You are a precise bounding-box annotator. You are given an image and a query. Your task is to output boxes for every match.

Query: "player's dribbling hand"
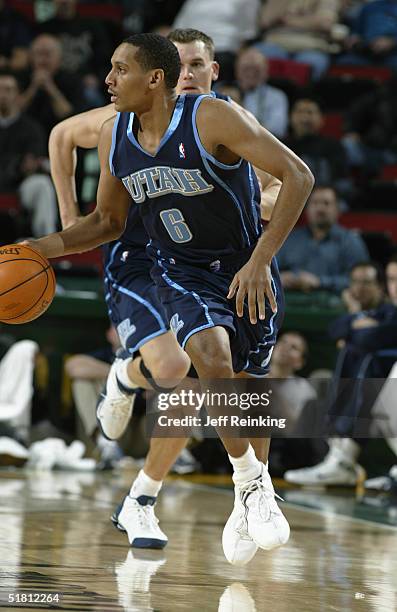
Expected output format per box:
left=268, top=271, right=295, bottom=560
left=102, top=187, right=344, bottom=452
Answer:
left=227, top=259, right=277, bottom=324
left=18, top=239, right=44, bottom=256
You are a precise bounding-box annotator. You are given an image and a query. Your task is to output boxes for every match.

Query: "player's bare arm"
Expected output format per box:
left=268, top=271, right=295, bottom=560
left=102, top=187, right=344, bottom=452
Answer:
left=196, top=97, right=314, bottom=323
left=230, top=99, right=281, bottom=221
left=25, top=118, right=130, bottom=259
left=49, top=104, right=116, bottom=229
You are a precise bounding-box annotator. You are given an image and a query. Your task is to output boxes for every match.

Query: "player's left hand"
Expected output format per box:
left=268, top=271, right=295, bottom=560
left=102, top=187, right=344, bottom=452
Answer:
left=227, top=259, right=276, bottom=324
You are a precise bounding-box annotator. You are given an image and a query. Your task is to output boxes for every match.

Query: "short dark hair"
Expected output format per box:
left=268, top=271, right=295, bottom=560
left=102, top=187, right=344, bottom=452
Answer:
left=309, top=184, right=339, bottom=202
left=350, top=261, right=385, bottom=286
left=0, top=69, right=19, bottom=88
left=168, top=28, right=215, bottom=60
left=123, top=33, right=181, bottom=89
left=292, top=96, right=324, bottom=114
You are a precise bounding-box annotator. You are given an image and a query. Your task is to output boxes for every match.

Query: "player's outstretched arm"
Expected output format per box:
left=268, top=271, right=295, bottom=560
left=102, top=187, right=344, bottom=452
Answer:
left=49, top=104, right=116, bottom=229
left=24, top=118, right=130, bottom=259
left=197, top=98, right=314, bottom=323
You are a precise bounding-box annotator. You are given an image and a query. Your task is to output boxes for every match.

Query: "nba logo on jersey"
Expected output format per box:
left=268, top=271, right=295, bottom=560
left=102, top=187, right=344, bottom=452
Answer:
left=178, top=142, right=186, bottom=159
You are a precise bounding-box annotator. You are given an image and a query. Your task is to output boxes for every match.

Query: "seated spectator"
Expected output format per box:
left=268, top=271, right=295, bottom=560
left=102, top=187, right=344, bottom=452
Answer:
left=284, top=258, right=397, bottom=486
left=65, top=325, right=123, bottom=469
left=343, top=78, right=397, bottom=174
left=257, top=0, right=340, bottom=80
left=0, top=0, right=33, bottom=71
left=283, top=98, right=350, bottom=199
left=337, top=0, right=397, bottom=70
left=38, top=0, right=115, bottom=108
left=267, top=331, right=319, bottom=475
left=277, top=185, right=369, bottom=293
left=173, top=0, right=261, bottom=81
left=269, top=331, right=317, bottom=426
left=0, top=71, right=57, bottom=237
left=0, top=331, right=39, bottom=466
left=235, top=46, right=289, bottom=138
left=17, top=34, right=81, bottom=139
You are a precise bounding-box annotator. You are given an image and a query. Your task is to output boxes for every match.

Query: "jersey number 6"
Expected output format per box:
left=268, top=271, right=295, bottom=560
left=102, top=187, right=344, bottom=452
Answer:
left=160, top=208, right=193, bottom=244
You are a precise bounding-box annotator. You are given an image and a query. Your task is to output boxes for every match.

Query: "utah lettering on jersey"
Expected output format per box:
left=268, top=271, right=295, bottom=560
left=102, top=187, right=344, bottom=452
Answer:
left=122, top=165, right=214, bottom=203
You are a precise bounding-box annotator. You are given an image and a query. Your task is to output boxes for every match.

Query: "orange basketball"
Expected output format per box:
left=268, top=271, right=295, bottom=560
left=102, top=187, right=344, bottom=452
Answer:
left=0, top=244, right=56, bottom=324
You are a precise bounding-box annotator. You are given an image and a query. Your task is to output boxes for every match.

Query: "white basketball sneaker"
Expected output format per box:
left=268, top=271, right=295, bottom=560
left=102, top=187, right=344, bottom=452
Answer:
left=223, top=464, right=289, bottom=565
left=111, top=494, right=168, bottom=549
left=284, top=439, right=366, bottom=486
left=96, top=358, right=138, bottom=440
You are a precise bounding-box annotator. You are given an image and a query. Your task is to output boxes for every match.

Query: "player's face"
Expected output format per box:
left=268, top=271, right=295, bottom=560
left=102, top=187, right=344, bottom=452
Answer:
left=306, top=188, right=339, bottom=230
left=174, top=41, right=219, bottom=94
left=105, top=44, right=153, bottom=112
left=386, top=262, right=397, bottom=306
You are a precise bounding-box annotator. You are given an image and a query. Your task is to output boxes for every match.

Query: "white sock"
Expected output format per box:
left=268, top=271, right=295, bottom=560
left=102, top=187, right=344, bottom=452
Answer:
left=130, top=469, right=163, bottom=498
left=229, top=444, right=261, bottom=485
left=116, top=357, right=136, bottom=389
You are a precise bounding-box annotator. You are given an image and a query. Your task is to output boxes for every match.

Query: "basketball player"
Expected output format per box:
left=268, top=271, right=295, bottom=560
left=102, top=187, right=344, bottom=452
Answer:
left=48, top=29, right=281, bottom=555
left=27, top=34, right=314, bottom=565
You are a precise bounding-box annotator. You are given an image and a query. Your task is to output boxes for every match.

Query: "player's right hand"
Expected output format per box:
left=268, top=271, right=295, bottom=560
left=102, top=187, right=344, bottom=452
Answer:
left=227, top=258, right=277, bottom=324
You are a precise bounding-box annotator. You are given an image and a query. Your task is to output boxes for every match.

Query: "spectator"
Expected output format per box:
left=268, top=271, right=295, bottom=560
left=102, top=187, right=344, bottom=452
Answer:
left=0, top=0, right=33, bottom=71
left=258, top=0, right=340, bottom=80
left=337, top=261, right=386, bottom=318
left=343, top=78, right=397, bottom=174
left=277, top=185, right=369, bottom=293
left=338, top=0, right=397, bottom=70
left=17, top=34, right=81, bottom=138
left=0, top=70, right=57, bottom=237
left=173, top=0, right=261, bottom=81
left=269, top=332, right=317, bottom=424
left=284, top=259, right=397, bottom=486
left=38, top=0, right=114, bottom=107
left=235, top=46, right=289, bottom=138
left=65, top=325, right=123, bottom=468
left=122, top=0, right=186, bottom=36
left=267, top=331, right=319, bottom=475
left=283, top=98, right=350, bottom=198
left=0, top=331, right=39, bottom=466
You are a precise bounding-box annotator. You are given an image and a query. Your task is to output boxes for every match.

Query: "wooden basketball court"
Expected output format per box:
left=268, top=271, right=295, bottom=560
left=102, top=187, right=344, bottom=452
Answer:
left=0, top=469, right=396, bottom=611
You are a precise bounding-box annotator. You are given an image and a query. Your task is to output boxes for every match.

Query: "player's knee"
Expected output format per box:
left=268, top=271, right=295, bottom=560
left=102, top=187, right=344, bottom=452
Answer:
left=196, top=355, right=234, bottom=379
left=149, top=352, right=190, bottom=384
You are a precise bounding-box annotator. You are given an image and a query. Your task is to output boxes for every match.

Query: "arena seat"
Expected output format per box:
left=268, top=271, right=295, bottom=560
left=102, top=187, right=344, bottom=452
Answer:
left=340, top=211, right=397, bottom=243
left=327, top=65, right=392, bottom=83
left=320, top=112, right=344, bottom=139
left=0, top=193, right=21, bottom=212
left=380, top=165, right=397, bottom=181
left=267, top=58, right=312, bottom=87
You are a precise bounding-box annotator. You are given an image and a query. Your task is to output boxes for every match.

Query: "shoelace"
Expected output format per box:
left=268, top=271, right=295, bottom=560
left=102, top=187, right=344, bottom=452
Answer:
left=105, top=397, right=133, bottom=420
left=127, top=499, right=159, bottom=530
left=239, top=478, right=284, bottom=524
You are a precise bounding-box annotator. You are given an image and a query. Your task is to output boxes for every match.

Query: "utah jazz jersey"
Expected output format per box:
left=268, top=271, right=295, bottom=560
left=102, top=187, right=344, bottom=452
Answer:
left=109, top=94, right=262, bottom=266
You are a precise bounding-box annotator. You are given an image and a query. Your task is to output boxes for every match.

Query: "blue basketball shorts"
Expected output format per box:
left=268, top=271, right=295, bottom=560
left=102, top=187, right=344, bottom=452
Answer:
left=103, top=241, right=168, bottom=354
left=150, top=252, right=284, bottom=376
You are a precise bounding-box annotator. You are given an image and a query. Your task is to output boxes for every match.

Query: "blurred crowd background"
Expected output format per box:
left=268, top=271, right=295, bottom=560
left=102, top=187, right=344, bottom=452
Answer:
left=1, top=0, right=397, bottom=498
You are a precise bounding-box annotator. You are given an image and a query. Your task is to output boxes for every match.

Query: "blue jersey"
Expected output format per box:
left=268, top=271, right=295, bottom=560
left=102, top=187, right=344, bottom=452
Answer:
left=109, top=94, right=262, bottom=266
